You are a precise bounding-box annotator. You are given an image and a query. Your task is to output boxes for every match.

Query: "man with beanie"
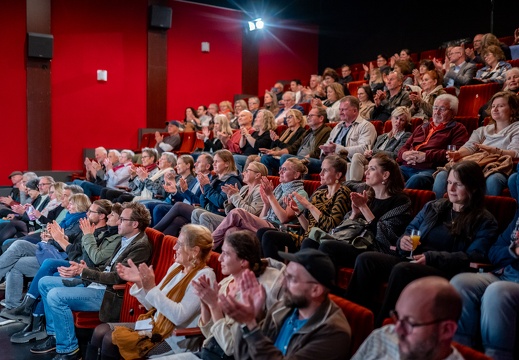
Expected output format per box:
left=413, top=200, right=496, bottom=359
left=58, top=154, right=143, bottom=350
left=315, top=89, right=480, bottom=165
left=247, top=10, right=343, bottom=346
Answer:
left=219, top=248, right=351, bottom=359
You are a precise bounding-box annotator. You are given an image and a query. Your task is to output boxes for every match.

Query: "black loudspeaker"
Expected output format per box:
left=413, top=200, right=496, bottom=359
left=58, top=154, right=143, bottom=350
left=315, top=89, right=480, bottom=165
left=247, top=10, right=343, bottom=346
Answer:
left=27, top=32, right=54, bottom=59
left=149, top=5, right=172, bottom=30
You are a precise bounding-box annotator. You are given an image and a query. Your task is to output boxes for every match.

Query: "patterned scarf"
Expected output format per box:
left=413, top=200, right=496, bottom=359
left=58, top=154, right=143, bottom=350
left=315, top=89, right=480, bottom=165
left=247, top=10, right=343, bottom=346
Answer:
left=266, top=180, right=304, bottom=224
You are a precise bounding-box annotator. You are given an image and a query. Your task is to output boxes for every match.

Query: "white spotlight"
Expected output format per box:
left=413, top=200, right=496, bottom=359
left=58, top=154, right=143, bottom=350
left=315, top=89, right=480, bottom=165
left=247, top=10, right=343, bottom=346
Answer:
left=248, top=21, right=256, bottom=31
left=256, top=19, right=264, bottom=29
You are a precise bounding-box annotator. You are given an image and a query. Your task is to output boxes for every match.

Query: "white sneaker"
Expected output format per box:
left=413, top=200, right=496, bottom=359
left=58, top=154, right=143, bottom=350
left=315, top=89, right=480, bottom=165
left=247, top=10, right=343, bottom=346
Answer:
left=0, top=300, right=6, bottom=308
left=0, top=281, right=5, bottom=290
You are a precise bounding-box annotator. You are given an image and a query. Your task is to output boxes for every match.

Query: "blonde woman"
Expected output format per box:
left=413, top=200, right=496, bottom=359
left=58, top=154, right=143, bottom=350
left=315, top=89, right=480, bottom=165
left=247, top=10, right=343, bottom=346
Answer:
left=261, top=109, right=306, bottom=155
left=233, top=109, right=276, bottom=172
left=350, top=106, right=412, bottom=181
left=92, top=224, right=216, bottom=358
left=192, top=161, right=268, bottom=231
left=311, top=82, right=345, bottom=122
left=219, top=100, right=233, bottom=116
left=196, top=114, right=233, bottom=154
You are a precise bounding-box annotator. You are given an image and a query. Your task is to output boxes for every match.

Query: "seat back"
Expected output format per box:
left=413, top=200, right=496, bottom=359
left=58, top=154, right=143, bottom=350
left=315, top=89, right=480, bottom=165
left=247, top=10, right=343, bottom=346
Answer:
left=267, top=176, right=281, bottom=188
left=276, top=125, right=288, bottom=137
left=153, top=235, right=178, bottom=282
left=420, top=49, right=439, bottom=60
left=145, top=227, right=165, bottom=269
left=371, top=120, right=384, bottom=136
left=483, top=195, right=517, bottom=234
left=457, top=83, right=502, bottom=117
left=454, top=116, right=479, bottom=135
left=346, top=80, right=367, bottom=97
left=176, top=131, right=197, bottom=155
left=453, top=343, right=492, bottom=360
left=206, top=251, right=225, bottom=283
left=403, top=189, right=436, bottom=218
left=329, top=294, right=374, bottom=358
left=303, top=180, right=322, bottom=197
left=299, top=102, right=310, bottom=115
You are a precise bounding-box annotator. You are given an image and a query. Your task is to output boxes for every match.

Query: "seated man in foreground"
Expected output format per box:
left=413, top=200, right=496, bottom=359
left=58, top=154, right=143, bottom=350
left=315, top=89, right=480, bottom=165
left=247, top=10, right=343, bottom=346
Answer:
left=352, top=276, right=464, bottom=360
left=220, top=248, right=351, bottom=360
left=28, top=202, right=153, bottom=360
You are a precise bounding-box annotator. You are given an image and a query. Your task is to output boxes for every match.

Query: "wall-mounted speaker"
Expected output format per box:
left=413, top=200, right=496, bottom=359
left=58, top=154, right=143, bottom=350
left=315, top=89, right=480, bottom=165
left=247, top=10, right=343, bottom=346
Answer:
left=149, top=5, right=172, bottom=30
left=27, top=32, right=54, bottom=60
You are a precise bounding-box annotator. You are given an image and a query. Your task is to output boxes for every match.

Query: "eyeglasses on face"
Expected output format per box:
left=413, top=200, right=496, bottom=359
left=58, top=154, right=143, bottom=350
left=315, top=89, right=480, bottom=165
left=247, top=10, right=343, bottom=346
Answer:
left=390, top=310, right=448, bottom=333
left=38, top=183, right=52, bottom=188
left=119, top=217, right=134, bottom=223
left=432, top=106, right=450, bottom=113
left=87, top=209, right=101, bottom=214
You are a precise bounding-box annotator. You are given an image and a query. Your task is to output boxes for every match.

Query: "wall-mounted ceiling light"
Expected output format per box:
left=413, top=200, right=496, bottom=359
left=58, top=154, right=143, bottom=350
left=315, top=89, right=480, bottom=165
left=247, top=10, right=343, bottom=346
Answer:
left=248, top=18, right=264, bottom=32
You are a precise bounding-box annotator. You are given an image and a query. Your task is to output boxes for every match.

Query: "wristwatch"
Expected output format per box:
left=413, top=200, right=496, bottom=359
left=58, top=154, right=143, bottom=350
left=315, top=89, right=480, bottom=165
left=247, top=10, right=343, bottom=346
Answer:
left=241, top=324, right=257, bottom=335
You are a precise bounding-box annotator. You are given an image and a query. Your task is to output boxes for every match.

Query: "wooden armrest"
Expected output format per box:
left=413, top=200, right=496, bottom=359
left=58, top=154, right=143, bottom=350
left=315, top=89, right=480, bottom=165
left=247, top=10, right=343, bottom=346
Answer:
left=115, top=186, right=132, bottom=192
left=470, top=262, right=493, bottom=272
left=172, top=327, right=203, bottom=337
left=113, top=284, right=127, bottom=291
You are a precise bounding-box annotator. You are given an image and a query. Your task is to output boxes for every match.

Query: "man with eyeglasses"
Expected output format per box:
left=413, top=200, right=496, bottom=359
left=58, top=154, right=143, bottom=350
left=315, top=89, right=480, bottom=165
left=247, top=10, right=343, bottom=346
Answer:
left=30, top=202, right=152, bottom=359
left=352, top=276, right=464, bottom=360
left=275, top=91, right=305, bottom=125
left=397, top=94, right=468, bottom=190
left=442, top=46, right=477, bottom=94
left=219, top=248, right=351, bottom=359
left=261, top=106, right=331, bottom=175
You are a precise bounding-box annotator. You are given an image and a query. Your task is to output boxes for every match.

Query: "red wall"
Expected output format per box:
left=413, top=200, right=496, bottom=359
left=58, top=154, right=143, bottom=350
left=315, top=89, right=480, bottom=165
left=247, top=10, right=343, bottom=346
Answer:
left=1, top=0, right=318, bottom=185
left=258, top=20, right=319, bottom=93
left=51, top=0, right=148, bottom=170
left=166, top=1, right=243, bottom=120
left=1, top=0, right=27, bottom=182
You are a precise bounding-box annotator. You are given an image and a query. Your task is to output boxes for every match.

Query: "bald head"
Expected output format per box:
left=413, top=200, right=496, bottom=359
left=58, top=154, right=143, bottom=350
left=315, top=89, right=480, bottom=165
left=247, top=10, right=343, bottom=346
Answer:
left=398, top=276, right=462, bottom=322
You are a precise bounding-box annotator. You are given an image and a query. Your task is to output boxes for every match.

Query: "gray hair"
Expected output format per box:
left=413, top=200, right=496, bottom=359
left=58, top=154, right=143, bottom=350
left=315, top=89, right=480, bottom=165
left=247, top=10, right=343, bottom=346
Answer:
left=284, top=91, right=296, bottom=101
left=64, top=184, right=84, bottom=194
left=435, top=94, right=459, bottom=116
left=120, top=149, right=135, bottom=161
left=162, top=152, right=177, bottom=167
left=22, top=172, right=38, bottom=182
left=108, top=149, right=121, bottom=157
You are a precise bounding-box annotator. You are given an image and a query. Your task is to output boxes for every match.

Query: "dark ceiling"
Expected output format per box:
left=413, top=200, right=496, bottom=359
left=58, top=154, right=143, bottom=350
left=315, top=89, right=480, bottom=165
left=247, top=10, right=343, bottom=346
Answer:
left=189, top=0, right=518, bottom=71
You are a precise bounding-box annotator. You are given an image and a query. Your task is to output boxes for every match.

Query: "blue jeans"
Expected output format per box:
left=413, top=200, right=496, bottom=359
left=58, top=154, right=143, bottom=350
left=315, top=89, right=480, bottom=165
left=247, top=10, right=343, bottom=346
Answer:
left=39, top=276, right=105, bottom=354
left=233, top=154, right=249, bottom=173
left=508, top=170, right=519, bottom=199
left=28, top=258, right=71, bottom=316
left=260, top=155, right=281, bottom=175
left=400, top=166, right=435, bottom=190
left=79, top=181, right=104, bottom=197
left=451, top=270, right=519, bottom=360
left=434, top=169, right=508, bottom=198
left=153, top=204, right=174, bottom=227
left=0, top=240, right=39, bottom=308
left=280, top=154, right=322, bottom=175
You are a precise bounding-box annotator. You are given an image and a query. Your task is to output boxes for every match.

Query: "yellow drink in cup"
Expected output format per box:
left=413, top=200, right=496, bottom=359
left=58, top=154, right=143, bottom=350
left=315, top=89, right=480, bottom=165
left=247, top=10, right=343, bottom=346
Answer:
left=410, top=234, right=420, bottom=249
left=408, top=229, right=421, bottom=259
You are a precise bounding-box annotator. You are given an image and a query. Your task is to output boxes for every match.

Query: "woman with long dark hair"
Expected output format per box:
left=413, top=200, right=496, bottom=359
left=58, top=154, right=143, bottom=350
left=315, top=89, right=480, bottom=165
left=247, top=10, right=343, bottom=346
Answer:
left=301, top=153, right=412, bottom=268
left=346, top=160, right=499, bottom=326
